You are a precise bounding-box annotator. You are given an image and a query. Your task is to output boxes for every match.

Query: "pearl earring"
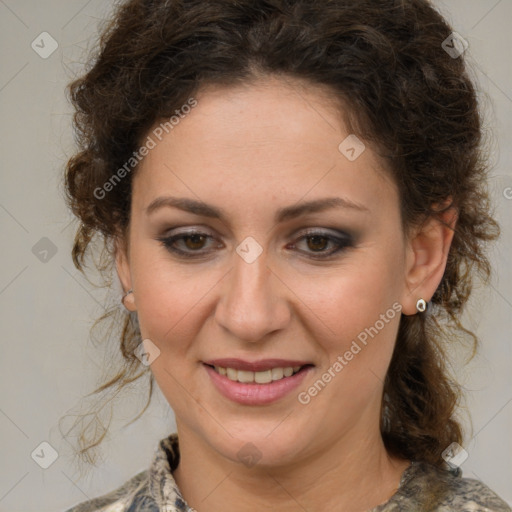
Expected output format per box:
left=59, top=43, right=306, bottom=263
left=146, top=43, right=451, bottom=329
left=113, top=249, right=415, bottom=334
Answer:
left=416, top=298, right=427, bottom=313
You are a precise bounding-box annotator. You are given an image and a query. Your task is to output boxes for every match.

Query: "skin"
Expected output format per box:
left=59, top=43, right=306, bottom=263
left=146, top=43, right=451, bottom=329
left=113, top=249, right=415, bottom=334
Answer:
left=116, top=76, right=457, bottom=511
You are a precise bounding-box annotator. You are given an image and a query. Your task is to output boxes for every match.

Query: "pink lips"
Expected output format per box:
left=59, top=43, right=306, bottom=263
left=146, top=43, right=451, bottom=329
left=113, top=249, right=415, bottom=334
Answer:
left=203, top=359, right=314, bottom=406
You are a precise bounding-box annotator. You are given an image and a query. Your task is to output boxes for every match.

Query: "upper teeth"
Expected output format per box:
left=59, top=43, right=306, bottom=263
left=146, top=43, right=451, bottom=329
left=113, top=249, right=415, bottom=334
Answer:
left=214, top=366, right=302, bottom=384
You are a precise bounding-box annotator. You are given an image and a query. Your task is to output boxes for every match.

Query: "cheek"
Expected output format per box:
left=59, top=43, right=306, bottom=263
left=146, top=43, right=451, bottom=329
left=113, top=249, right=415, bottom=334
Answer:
left=293, top=276, right=401, bottom=417
left=291, top=255, right=402, bottom=344
left=288, top=250, right=404, bottom=404
left=129, top=246, right=206, bottom=350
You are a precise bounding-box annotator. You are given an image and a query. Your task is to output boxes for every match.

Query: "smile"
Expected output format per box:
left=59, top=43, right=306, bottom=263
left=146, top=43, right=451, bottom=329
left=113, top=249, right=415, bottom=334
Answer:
left=202, top=360, right=314, bottom=405
left=210, top=365, right=303, bottom=384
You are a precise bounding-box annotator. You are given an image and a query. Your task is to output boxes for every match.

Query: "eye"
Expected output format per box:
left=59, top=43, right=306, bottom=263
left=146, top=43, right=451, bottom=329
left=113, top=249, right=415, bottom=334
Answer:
left=288, top=230, right=354, bottom=259
left=157, top=230, right=221, bottom=257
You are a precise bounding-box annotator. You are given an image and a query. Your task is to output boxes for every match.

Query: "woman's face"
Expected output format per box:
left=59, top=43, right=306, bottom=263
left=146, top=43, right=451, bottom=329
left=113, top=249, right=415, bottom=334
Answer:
left=117, top=77, right=417, bottom=468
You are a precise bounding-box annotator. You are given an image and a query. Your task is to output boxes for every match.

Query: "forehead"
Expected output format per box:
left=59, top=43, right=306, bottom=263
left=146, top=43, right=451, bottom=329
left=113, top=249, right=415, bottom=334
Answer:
left=132, top=77, right=397, bottom=224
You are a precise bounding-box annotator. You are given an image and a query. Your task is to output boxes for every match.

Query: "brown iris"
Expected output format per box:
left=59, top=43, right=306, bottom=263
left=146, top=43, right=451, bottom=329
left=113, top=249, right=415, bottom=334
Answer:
left=183, top=234, right=207, bottom=250
left=306, top=235, right=329, bottom=252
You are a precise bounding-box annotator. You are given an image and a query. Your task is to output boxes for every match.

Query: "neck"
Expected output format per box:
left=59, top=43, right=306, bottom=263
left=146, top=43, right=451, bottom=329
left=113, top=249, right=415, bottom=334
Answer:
left=172, top=423, right=409, bottom=512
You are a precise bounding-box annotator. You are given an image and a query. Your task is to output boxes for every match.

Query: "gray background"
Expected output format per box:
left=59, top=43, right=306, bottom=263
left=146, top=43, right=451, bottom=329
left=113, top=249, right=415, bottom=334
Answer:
left=0, top=1, right=510, bottom=510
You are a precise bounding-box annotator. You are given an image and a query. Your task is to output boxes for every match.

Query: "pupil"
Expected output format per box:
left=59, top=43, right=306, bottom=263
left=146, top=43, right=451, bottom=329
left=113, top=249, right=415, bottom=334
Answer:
left=308, top=236, right=327, bottom=251
left=186, top=234, right=205, bottom=249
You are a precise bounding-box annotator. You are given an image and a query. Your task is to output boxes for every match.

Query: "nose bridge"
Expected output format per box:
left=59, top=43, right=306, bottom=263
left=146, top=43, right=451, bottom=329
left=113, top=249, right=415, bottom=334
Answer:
left=215, top=246, right=289, bottom=342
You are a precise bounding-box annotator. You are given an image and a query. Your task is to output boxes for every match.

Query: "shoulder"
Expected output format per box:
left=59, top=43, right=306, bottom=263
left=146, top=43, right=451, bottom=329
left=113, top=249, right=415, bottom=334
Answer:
left=440, top=476, right=511, bottom=511
left=62, top=432, right=188, bottom=512
left=379, top=461, right=511, bottom=511
left=63, top=469, right=157, bottom=512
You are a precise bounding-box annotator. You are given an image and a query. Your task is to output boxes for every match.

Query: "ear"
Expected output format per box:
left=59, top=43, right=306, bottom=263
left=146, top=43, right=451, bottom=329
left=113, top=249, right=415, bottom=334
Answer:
left=400, top=205, right=458, bottom=316
left=114, top=235, right=136, bottom=312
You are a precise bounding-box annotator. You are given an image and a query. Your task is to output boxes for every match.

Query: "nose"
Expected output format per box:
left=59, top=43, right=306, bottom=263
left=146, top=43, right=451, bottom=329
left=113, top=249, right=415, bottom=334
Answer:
left=214, top=248, right=291, bottom=342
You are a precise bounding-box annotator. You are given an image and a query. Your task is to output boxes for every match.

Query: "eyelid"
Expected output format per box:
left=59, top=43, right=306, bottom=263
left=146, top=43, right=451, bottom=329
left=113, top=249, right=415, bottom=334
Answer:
left=162, top=226, right=215, bottom=236
left=291, top=227, right=355, bottom=246
left=294, top=227, right=353, bottom=238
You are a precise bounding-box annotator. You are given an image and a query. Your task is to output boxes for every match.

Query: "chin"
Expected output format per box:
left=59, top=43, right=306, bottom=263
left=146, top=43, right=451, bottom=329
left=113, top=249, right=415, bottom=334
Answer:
left=203, top=418, right=311, bottom=469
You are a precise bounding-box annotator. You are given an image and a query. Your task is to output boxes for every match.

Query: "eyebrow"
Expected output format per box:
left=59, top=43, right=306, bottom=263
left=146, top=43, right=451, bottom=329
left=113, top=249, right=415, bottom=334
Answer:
left=145, top=195, right=369, bottom=223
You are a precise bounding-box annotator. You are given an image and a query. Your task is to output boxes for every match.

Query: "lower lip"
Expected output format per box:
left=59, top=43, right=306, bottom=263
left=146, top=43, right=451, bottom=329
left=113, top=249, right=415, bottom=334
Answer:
left=204, top=364, right=313, bottom=405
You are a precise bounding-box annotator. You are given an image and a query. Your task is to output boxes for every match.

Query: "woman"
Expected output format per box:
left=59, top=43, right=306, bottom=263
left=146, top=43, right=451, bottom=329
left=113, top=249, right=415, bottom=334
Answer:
left=62, top=0, right=510, bottom=510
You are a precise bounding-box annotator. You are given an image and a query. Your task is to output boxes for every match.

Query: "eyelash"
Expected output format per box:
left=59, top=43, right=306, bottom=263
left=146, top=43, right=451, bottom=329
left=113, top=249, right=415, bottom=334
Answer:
left=156, top=229, right=354, bottom=260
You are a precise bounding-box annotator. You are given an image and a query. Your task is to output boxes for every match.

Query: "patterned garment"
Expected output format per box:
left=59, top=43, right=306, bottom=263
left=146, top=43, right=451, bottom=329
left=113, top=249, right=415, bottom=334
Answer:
left=64, top=433, right=511, bottom=512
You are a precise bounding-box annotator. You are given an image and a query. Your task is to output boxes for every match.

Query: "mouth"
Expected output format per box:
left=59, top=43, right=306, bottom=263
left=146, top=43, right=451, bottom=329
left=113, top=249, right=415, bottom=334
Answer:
left=202, top=359, right=315, bottom=405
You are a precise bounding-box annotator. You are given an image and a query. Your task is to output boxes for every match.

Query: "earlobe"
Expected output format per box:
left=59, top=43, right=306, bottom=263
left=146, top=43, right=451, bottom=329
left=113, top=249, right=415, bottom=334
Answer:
left=114, top=236, right=137, bottom=312
left=400, top=207, right=457, bottom=316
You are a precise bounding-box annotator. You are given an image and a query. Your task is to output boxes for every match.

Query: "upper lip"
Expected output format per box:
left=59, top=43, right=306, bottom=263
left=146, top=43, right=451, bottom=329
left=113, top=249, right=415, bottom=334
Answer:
left=203, top=358, right=314, bottom=372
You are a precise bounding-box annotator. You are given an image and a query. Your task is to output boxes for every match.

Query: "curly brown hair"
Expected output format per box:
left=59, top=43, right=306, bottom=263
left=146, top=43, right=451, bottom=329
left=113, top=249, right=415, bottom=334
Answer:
left=61, top=0, right=499, bottom=471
